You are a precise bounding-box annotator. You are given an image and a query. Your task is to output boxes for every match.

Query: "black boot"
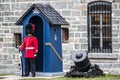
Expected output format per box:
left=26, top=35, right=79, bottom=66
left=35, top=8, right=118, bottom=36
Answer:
left=24, top=72, right=29, bottom=77
left=32, top=72, right=35, bottom=77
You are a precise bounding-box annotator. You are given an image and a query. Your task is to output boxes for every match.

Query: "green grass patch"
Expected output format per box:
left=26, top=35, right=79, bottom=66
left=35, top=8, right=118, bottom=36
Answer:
left=20, top=74, right=120, bottom=80
left=0, top=74, right=11, bottom=76
left=0, top=74, right=11, bottom=79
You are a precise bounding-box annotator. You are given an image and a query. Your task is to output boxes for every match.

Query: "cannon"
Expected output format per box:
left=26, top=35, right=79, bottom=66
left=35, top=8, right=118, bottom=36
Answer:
left=65, top=50, right=104, bottom=78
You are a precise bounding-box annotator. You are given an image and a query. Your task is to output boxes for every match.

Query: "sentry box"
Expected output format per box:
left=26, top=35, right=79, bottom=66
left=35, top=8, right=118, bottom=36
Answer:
left=15, top=3, right=68, bottom=74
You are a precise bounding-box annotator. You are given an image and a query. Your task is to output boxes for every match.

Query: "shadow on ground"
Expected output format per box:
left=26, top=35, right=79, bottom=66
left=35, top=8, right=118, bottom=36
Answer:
left=0, top=77, right=6, bottom=79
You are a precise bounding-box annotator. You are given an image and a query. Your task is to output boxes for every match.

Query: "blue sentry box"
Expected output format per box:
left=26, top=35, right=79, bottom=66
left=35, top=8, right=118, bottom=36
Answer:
left=15, top=3, right=68, bottom=73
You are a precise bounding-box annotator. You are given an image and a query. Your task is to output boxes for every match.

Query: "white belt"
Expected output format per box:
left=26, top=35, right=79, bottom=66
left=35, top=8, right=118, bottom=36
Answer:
left=26, top=47, right=34, bottom=50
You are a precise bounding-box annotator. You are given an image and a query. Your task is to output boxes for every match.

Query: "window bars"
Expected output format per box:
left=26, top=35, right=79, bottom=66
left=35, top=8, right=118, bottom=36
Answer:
left=88, top=1, right=112, bottom=53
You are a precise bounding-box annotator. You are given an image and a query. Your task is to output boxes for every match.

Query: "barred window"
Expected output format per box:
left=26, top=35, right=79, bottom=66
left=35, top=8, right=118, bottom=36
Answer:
left=14, top=33, right=22, bottom=48
left=88, top=1, right=112, bottom=53
left=62, top=28, right=69, bottom=43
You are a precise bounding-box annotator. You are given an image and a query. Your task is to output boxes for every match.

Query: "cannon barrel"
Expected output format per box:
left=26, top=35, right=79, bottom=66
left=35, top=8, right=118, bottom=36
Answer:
left=72, top=50, right=91, bottom=72
left=65, top=50, right=104, bottom=77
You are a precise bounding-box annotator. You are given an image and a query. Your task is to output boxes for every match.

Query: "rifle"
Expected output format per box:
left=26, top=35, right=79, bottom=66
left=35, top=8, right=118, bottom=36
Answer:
left=19, top=48, right=24, bottom=76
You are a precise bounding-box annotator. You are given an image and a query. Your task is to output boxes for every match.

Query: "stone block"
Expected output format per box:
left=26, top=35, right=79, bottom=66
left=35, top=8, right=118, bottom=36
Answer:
left=2, top=26, right=9, bottom=29
left=72, top=21, right=81, bottom=25
left=73, top=37, right=79, bottom=43
left=4, top=37, right=13, bottom=42
left=7, top=48, right=18, bottom=53
left=75, top=4, right=87, bottom=10
left=112, top=50, right=119, bottom=53
left=81, top=20, right=87, bottom=25
left=3, top=55, right=9, bottom=60
left=62, top=50, right=67, bottom=54
left=4, top=30, right=10, bottom=33
left=112, top=3, right=118, bottom=9
left=1, top=60, right=13, bottom=64
left=72, top=11, right=80, bottom=16
left=82, top=10, right=87, bottom=16
left=81, top=44, right=87, bottom=49
left=0, top=55, right=2, bottom=60
left=80, top=0, right=88, bottom=3
left=112, top=38, right=119, bottom=43
left=90, top=59, right=117, bottom=63
left=12, top=3, right=19, bottom=11
left=11, top=27, right=22, bottom=33
left=81, top=33, right=87, bottom=37
left=113, top=44, right=120, bottom=49
left=0, top=38, right=3, bottom=42
left=67, top=2, right=74, bottom=9
left=0, top=4, right=10, bottom=11
left=75, top=33, right=80, bottom=37
left=69, top=33, right=74, bottom=37
left=70, top=50, right=75, bottom=54
left=63, top=64, right=71, bottom=71
left=82, top=17, right=87, bottom=20
left=4, top=43, right=14, bottom=47
left=2, top=23, right=9, bottom=26
left=4, top=17, right=11, bottom=22
left=2, top=48, right=8, bottom=53
left=79, top=38, right=87, bottom=43
left=112, top=34, right=118, bottom=37
left=0, top=34, right=5, bottom=37
left=114, top=0, right=120, bottom=2
left=112, top=10, right=119, bottom=17
left=2, top=12, right=14, bottom=16
left=112, top=19, right=119, bottom=24
left=75, top=44, right=80, bottom=49
left=12, top=17, right=18, bottom=22
left=15, top=12, right=22, bottom=16
left=0, top=12, right=1, bottom=16
left=88, top=53, right=118, bottom=59
left=112, top=30, right=119, bottom=34
left=9, top=23, right=15, bottom=26
left=16, top=0, right=35, bottom=2
left=0, top=17, right=3, bottom=22
left=0, top=64, right=16, bottom=74
left=77, top=25, right=87, bottom=31
left=10, top=0, right=16, bottom=2
left=1, top=0, right=10, bottom=3
left=19, top=3, right=32, bottom=10
left=62, top=10, right=71, bottom=16
left=52, top=2, right=67, bottom=9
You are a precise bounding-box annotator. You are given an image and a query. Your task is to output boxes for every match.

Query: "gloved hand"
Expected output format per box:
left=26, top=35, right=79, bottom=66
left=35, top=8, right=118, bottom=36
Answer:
left=34, top=53, right=37, bottom=57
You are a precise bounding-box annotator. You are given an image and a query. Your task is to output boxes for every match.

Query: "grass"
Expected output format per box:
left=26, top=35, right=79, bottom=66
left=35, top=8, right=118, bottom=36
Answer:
left=0, top=74, right=11, bottom=79
left=20, top=74, right=120, bottom=80
left=0, top=74, right=11, bottom=76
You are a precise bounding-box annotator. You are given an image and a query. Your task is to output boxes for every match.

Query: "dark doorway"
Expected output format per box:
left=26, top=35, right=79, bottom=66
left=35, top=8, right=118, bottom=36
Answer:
left=29, top=16, right=43, bottom=72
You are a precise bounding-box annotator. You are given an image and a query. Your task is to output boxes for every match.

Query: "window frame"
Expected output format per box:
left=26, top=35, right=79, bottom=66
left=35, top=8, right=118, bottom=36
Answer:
left=87, top=1, right=112, bottom=53
left=14, top=33, right=22, bottom=48
left=62, top=28, right=69, bottom=43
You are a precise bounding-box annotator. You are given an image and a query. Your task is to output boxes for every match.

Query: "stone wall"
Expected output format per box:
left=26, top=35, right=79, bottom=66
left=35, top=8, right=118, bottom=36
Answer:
left=0, top=0, right=120, bottom=74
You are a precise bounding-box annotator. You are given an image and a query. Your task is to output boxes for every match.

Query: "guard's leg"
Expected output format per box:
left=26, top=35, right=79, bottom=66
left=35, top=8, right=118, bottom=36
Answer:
left=24, top=58, right=30, bottom=76
left=30, top=58, right=36, bottom=77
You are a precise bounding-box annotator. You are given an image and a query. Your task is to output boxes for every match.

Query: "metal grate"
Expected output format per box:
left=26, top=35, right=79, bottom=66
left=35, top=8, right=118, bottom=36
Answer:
left=88, top=1, right=112, bottom=53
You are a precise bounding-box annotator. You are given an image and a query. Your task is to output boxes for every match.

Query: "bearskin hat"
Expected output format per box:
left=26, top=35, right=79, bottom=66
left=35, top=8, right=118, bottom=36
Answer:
left=25, top=23, right=35, bottom=35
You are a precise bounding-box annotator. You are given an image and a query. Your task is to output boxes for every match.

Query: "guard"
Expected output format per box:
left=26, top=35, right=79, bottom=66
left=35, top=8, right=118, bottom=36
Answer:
left=20, top=23, right=38, bottom=77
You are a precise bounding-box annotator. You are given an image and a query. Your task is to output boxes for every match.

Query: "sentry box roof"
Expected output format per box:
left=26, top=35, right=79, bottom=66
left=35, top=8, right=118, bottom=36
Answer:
left=15, top=3, right=69, bottom=25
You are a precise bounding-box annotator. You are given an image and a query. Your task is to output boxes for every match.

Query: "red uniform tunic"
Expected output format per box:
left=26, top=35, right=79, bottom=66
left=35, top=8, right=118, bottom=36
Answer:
left=20, top=36, right=38, bottom=58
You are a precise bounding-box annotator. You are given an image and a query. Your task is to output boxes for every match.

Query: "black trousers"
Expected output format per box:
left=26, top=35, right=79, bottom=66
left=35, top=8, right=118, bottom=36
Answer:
left=25, top=58, right=36, bottom=75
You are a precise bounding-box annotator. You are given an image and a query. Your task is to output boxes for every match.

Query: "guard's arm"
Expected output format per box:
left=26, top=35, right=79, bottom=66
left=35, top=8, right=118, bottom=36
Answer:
left=20, top=38, right=26, bottom=51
